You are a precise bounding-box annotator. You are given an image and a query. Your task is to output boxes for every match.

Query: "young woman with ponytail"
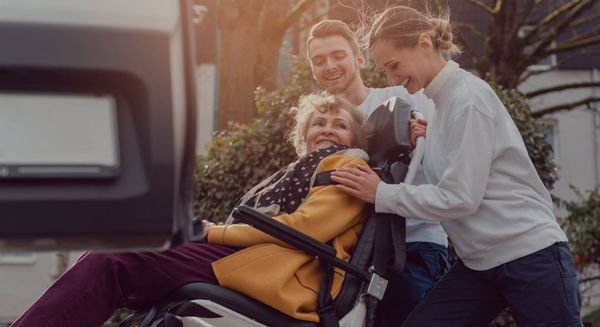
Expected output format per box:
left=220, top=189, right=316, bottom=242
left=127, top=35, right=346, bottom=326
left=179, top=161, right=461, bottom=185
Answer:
left=331, top=6, right=583, bottom=326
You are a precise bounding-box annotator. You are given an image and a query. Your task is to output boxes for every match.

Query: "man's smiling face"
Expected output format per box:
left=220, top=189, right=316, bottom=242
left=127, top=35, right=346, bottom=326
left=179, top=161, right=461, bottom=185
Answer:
left=308, top=35, right=364, bottom=94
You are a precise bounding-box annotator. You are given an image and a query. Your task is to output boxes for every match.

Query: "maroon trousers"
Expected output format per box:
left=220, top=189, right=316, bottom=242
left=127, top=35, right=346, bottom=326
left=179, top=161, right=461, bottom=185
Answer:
left=11, top=243, right=238, bottom=327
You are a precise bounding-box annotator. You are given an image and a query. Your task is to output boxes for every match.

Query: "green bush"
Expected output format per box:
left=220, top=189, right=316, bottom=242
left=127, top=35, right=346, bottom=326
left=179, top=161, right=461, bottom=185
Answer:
left=360, top=63, right=388, bottom=89
left=561, top=186, right=600, bottom=268
left=193, top=57, right=317, bottom=221
left=194, top=60, right=557, bottom=222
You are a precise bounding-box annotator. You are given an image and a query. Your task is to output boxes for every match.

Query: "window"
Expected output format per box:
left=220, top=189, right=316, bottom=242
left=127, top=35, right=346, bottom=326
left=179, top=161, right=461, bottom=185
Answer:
left=0, top=252, right=35, bottom=264
left=540, top=119, right=559, bottom=163
left=0, top=92, right=119, bottom=178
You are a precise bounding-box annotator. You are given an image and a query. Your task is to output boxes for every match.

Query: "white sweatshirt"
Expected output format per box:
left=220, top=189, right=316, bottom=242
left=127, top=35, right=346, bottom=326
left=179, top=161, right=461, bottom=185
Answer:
left=359, top=86, right=448, bottom=247
left=375, top=61, right=567, bottom=270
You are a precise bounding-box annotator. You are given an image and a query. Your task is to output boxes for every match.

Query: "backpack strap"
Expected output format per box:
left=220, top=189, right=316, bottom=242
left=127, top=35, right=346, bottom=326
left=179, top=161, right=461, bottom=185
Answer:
left=317, top=262, right=340, bottom=327
left=310, top=172, right=341, bottom=326
left=373, top=213, right=406, bottom=276
left=312, top=171, right=336, bottom=188
left=372, top=167, right=407, bottom=277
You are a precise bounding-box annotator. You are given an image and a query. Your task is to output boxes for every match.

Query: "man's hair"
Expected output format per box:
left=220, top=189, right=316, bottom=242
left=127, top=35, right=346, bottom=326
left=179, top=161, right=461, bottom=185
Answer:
left=306, top=19, right=360, bottom=56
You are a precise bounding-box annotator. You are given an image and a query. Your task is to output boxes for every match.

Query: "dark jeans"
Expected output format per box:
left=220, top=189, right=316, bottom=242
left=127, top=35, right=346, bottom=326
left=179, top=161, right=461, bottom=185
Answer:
left=11, top=243, right=238, bottom=327
left=401, top=242, right=583, bottom=327
left=376, top=242, right=450, bottom=326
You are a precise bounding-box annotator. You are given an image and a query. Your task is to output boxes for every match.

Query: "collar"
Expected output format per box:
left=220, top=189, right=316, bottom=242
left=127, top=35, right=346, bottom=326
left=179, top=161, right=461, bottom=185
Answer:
left=423, top=60, right=459, bottom=101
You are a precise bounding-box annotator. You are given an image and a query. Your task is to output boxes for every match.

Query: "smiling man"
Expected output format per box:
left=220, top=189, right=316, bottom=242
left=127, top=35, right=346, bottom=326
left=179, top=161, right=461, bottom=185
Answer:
left=306, top=20, right=450, bottom=326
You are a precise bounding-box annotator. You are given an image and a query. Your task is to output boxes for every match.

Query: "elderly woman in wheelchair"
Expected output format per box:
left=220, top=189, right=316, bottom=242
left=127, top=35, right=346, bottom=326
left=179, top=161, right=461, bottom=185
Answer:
left=12, top=92, right=383, bottom=327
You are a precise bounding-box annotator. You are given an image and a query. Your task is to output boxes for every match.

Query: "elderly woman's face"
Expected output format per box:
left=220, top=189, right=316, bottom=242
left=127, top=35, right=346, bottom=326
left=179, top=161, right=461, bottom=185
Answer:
left=305, top=109, right=354, bottom=153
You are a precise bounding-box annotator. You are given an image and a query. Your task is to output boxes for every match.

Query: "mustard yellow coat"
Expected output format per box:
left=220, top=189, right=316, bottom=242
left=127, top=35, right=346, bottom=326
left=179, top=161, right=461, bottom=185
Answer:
left=207, top=154, right=367, bottom=322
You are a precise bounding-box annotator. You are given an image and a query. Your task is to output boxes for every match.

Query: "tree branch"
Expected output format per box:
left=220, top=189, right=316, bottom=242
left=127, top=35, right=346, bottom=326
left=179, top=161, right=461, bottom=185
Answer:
left=524, top=0, right=591, bottom=46
left=456, top=22, right=487, bottom=42
left=536, top=0, right=588, bottom=30
left=522, top=50, right=600, bottom=82
left=525, top=0, right=594, bottom=67
left=562, top=23, right=600, bottom=43
left=513, top=0, right=537, bottom=34
left=547, top=0, right=587, bottom=20
left=533, top=97, right=600, bottom=118
left=547, top=34, right=600, bottom=56
left=526, top=82, right=600, bottom=98
left=579, top=275, right=600, bottom=283
left=464, top=0, right=497, bottom=15
left=570, top=12, right=600, bottom=28
left=282, top=0, right=318, bottom=31
left=491, top=0, right=504, bottom=13
left=296, top=2, right=340, bottom=34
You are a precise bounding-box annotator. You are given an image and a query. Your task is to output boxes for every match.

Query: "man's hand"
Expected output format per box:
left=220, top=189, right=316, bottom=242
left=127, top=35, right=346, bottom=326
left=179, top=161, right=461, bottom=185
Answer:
left=409, top=118, right=428, bottom=147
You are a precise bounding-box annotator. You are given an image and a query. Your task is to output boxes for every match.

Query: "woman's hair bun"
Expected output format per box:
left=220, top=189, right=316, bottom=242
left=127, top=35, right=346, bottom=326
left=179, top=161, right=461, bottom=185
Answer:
left=429, top=17, right=461, bottom=56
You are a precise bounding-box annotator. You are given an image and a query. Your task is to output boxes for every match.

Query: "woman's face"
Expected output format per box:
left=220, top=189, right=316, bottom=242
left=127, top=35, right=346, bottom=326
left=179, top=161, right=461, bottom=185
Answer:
left=305, top=109, right=354, bottom=153
left=370, top=39, right=430, bottom=94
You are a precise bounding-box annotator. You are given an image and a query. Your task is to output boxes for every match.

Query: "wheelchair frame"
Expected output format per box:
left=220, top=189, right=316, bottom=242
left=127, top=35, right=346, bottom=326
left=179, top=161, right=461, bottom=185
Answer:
left=120, top=97, right=423, bottom=327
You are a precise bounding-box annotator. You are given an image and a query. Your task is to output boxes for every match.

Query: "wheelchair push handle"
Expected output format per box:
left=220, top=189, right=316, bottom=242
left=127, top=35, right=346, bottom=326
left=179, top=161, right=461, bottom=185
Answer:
left=404, top=110, right=426, bottom=185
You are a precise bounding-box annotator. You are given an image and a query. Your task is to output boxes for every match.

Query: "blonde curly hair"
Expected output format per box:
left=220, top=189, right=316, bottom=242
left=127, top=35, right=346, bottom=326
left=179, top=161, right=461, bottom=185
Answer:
left=289, top=92, right=368, bottom=156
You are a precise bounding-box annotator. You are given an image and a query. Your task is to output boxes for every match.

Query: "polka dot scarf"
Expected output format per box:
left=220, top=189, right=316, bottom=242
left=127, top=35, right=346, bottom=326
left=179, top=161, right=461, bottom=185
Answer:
left=238, top=144, right=347, bottom=216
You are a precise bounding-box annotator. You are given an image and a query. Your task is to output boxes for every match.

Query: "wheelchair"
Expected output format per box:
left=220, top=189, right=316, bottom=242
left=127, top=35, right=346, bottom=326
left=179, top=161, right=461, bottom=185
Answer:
left=120, top=97, right=424, bottom=327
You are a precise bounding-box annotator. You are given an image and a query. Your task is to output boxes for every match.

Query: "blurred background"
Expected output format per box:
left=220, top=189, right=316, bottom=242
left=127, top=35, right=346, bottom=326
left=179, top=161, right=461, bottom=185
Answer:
left=1, top=0, right=599, bottom=325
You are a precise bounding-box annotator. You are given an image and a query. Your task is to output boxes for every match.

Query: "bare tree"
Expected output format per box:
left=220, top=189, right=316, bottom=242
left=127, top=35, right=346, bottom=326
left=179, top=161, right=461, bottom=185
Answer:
left=456, top=0, right=600, bottom=116
left=215, top=0, right=599, bottom=127
left=215, top=0, right=317, bottom=130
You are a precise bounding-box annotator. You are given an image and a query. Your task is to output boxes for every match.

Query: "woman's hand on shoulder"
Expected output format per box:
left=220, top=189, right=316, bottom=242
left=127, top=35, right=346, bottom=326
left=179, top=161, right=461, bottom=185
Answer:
left=330, top=164, right=381, bottom=204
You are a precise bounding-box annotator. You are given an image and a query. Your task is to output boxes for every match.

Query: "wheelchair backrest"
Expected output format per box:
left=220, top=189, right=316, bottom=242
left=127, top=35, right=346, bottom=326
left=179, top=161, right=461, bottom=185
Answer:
left=367, top=97, right=413, bottom=168
left=334, top=97, right=414, bottom=317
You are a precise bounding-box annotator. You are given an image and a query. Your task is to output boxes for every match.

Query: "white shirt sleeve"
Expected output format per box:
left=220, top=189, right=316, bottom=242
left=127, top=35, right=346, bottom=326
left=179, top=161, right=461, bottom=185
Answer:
left=375, top=106, right=496, bottom=220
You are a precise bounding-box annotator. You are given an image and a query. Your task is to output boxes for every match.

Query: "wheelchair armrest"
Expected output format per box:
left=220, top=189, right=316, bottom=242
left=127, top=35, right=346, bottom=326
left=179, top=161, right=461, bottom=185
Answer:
left=232, top=205, right=370, bottom=281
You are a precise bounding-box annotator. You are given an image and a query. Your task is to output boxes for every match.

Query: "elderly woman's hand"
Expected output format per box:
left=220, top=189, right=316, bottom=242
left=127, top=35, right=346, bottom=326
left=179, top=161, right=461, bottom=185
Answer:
left=409, top=118, right=428, bottom=147
left=330, top=164, right=382, bottom=204
left=201, top=219, right=215, bottom=236
left=191, top=218, right=216, bottom=241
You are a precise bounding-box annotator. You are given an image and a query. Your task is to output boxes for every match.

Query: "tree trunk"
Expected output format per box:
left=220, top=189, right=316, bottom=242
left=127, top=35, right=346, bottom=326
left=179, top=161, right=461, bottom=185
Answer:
left=215, top=0, right=316, bottom=129
left=479, top=0, right=528, bottom=89
left=216, top=0, right=264, bottom=130
left=255, top=0, right=291, bottom=91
